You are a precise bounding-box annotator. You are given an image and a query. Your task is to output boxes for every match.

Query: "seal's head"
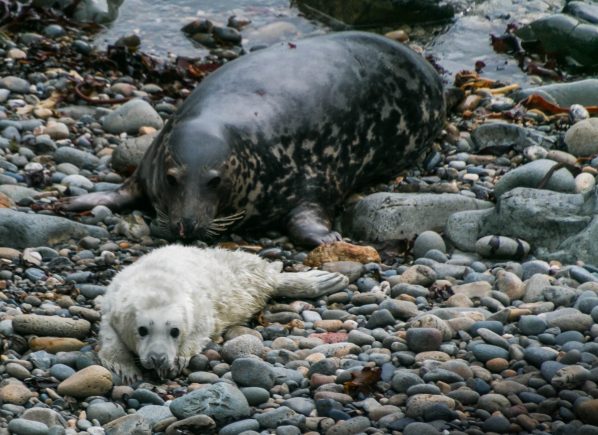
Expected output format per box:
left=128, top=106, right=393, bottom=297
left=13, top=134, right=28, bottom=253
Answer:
left=131, top=309, right=186, bottom=379
left=110, top=276, right=215, bottom=379
left=154, top=121, right=245, bottom=241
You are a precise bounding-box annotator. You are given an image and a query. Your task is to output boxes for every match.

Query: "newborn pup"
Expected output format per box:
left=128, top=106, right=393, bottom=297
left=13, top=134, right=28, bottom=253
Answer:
left=98, top=245, right=348, bottom=383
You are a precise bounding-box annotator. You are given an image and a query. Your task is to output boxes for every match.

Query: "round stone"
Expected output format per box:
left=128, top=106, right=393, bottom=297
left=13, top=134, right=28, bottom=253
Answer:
left=231, top=358, right=276, bottom=390
left=7, top=418, right=49, bottom=435
left=413, top=231, right=446, bottom=259
left=518, top=315, right=547, bottom=335
left=241, top=387, right=270, bottom=406
left=86, top=401, right=127, bottom=425
left=403, top=422, right=441, bottom=435
left=170, top=382, right=250, bottom=423
left=50, top=364, right=76, bottom=381
left=576, top=399, right=598, bottom=425
left=392, top=370, right=424, bottom=393
left=483, top=414, right=511, bottom=433
left=222, top=334, right=264, bottom=363
left=470, top=343, right=509, bottom=362
left=57, top=365, right=113, bottom=398
left=406, top=328, right=443, bottom=353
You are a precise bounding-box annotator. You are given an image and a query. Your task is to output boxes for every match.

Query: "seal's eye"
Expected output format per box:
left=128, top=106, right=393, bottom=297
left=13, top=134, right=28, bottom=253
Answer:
left=170, top=327, right=180, bottom=338
left=138, top=326, right=149, bottom=337
left=207, top=176, right=221, bottom=189
left=166, top=174, right=177, bottom=186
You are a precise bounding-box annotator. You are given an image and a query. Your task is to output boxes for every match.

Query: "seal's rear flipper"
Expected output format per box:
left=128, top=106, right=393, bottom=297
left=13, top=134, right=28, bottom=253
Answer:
left=275, top=270, right=349, bottom=299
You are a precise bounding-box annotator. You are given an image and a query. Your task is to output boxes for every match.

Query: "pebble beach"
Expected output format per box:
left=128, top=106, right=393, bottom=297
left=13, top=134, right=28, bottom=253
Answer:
left=2, top=2, right=598, bottom=435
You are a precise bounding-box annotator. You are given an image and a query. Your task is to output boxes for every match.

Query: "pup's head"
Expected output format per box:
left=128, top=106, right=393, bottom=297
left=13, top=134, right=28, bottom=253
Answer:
left=132, top=307, right=182, bottom=379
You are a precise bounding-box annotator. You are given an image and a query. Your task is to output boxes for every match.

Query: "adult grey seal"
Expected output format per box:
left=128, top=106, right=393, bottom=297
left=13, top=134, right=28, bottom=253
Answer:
left=60, top=31, right=445, bottom=246
left=99, top=245, right=348, bottom=383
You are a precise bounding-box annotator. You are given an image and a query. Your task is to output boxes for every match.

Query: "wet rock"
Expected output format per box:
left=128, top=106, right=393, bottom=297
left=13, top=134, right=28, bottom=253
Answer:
left=409, top=314, right=453, bottom=340
left=7, top=418, right=48, bottom=435
left=222, top=334, right=264, bottom=362
left=477, top=393, right=510, bottom=413
left=87, top=401, right=127, bottom=424
left=29, top=337, right=86, bottom=352
left=575, top=172, right=596, bottom=193
left=565, top=118, right=598, bottom=157
left=54, top=146, right=100, bottom=169
left=240, top=387, right=270, bottom=406
left=102, top=414, right=152, bottom=435
left=325, top=416, right=371, bottom=435
left=13, top=315, right=90, bottom=339
left=345, top=192, right=492, bottom=242
left=135, top=405, right=173, bottom=427
left=494, top=159, right=576, bottom=198
left=513, top=79, right=598, bottom=107
left=231, top=357, right=276, bottom=389
left=0, top=76, right=31, bottom=93
left=0, top=185, right=38, bottom=203
left=540, top=308, right=593, bottom=331
left=576, top=399, right=598, bottom=425
left=304, top=241, right=380, bottom=267
left=169, top=382, right=250, bottom=422
left=518, top=315, right=547, bottom=335
left=446, top=187, right=591, bottom=254
left=295, top=0, right=456, bottom=27
left=0, top=209, right=108, bottom=249
left=0, top=379, right=34, bottom=405
left=476, top=235, right=530, bottom=259
left=470, top=122, right=550, bottom=152
left=20, top=407, right=66, bottom=428
left=102, top=99, right=163, bottom=134
left=57, top=365, right=113, bottom=398
left=405, top=394, right=455, bottom=418
left=164, top=414, right=216, bottom=434
left=406, top=328, right=443, bottom=352
left=413, top=231, right=446, bottom=259
left=254, top=406, right=298, bottom=429
left=219, top=419, right=260, bottom=435
left=111, top=132, right=157, bottom=175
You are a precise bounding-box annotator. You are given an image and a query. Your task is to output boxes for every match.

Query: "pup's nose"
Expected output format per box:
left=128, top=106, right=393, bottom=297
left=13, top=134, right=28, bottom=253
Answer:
left=148, top=352, right=168, bottom=369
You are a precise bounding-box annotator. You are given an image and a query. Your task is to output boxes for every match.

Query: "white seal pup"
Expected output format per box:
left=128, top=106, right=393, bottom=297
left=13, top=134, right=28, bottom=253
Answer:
left=99, top=245, right=349, bottom=383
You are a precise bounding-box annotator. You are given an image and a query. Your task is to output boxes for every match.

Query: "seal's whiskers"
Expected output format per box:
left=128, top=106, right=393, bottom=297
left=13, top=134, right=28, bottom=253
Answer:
left=208, top=210, right=246, bottom=234
left=212, top=210, right=246, bottom=225
left=155, top=208, right=170, bottom=230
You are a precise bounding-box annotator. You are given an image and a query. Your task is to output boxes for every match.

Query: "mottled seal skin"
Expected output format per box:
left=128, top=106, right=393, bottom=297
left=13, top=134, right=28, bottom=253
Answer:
left=61, top=31, right=445, bottom=246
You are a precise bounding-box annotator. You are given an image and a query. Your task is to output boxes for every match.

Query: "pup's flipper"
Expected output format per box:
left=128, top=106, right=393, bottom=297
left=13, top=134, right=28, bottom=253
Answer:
left=275, top=270, right=348, bottom=299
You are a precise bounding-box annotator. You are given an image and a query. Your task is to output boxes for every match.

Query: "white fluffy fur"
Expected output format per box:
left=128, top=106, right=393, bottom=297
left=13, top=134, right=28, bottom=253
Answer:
left=99, top=245, right=348, bottom=383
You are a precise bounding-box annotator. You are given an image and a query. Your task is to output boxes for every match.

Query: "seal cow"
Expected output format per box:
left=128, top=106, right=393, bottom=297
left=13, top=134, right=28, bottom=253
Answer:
left=61, top=31, right=445, bottom=246
left=99, top=245, right=348, bottom=383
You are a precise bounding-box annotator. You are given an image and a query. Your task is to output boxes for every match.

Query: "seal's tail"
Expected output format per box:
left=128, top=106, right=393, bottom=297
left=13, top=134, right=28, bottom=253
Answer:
left=275, top=270, right=349, bottom=299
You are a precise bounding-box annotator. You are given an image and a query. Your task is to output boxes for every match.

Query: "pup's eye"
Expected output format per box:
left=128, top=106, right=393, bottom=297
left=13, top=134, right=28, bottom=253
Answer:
left=138, top=326, right=148, bottom=337
left=166, top=174, right=177, bottom=186
left=170, top=328, right=180, bottom=338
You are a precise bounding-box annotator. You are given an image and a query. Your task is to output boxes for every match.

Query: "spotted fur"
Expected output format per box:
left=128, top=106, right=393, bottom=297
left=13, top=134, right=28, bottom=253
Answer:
left=61, top=31, right=445, bottom=246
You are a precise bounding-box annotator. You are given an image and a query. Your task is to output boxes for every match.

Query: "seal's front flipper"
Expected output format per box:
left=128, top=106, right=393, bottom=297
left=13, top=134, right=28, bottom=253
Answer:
left=98, top=321, right=142, bottom=385
left=286, top=202, right=342, bottom=247
left=275, top=270, right=349, bottom=299
left=57, top=188, right=139, bottom=212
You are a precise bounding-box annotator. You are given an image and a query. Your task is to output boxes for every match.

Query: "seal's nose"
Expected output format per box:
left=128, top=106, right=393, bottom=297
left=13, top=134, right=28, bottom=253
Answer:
left=178, top=218, right=196, bottom=239
left=148, top=352, right=168, bottom=369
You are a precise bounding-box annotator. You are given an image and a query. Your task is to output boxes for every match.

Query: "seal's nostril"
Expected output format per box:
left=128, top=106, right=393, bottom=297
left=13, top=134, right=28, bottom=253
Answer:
left=179, top=219, right=196, bottom=239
